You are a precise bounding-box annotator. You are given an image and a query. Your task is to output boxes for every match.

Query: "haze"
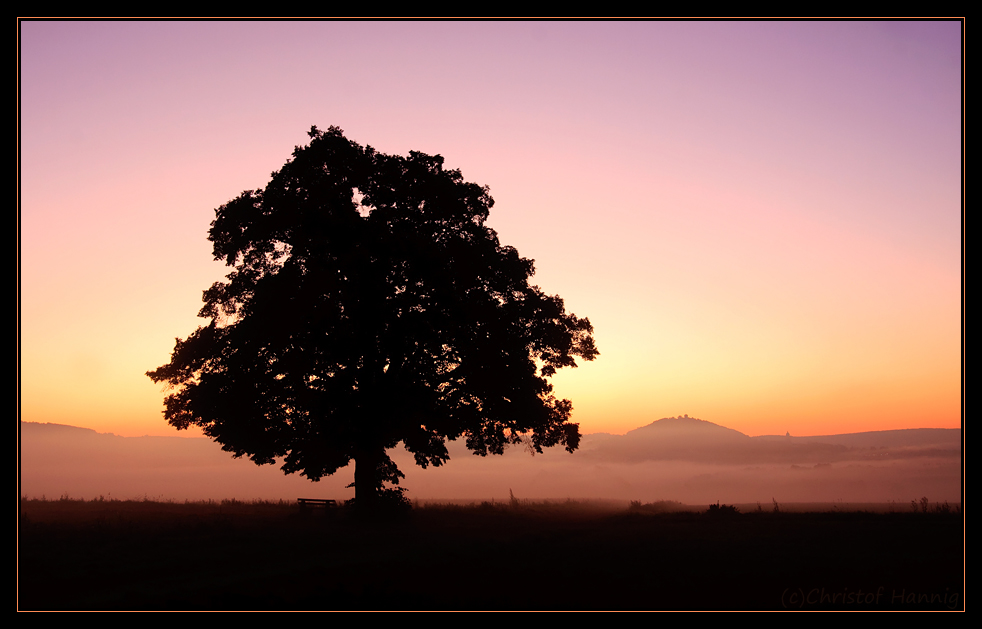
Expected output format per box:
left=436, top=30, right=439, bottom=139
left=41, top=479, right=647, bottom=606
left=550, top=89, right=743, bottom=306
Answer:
left=20, top=418, right=961, bottom=505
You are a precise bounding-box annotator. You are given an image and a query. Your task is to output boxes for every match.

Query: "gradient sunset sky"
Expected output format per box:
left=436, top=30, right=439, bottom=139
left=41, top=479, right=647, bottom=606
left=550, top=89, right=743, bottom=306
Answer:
left=19, top=20, right=962, bottom=439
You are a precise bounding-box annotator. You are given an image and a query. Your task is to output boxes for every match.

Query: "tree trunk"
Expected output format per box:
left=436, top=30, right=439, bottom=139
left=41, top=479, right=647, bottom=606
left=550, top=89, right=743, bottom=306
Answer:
left=353, top=447, right=382, bottom=510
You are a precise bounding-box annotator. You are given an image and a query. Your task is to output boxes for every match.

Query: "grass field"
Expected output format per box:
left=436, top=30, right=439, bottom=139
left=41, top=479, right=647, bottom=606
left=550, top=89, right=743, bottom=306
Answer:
left=18, top=497, right=964, bottom=611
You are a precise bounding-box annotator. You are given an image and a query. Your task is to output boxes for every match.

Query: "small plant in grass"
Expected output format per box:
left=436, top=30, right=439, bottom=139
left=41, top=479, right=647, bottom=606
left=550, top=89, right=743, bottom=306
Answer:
left=707, top=501, right=740, bottom=515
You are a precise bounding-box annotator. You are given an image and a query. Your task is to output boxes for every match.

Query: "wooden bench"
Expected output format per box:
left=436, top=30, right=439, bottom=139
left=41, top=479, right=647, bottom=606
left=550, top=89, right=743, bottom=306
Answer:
left=297, top=498, right=338, bottom=515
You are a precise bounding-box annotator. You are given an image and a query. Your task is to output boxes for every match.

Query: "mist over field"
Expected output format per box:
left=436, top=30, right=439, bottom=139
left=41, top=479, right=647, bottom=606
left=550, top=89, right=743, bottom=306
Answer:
left=20, top=417, right=960, bottom=506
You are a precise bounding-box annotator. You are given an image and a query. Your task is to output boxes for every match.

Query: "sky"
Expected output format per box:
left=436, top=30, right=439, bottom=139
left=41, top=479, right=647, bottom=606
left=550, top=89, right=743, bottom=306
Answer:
left=19, top=20, right=962, bottom=440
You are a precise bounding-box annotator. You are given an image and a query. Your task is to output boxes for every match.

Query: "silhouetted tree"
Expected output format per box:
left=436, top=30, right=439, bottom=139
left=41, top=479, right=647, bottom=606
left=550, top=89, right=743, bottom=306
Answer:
left=147, top=126, right=598, bottom=510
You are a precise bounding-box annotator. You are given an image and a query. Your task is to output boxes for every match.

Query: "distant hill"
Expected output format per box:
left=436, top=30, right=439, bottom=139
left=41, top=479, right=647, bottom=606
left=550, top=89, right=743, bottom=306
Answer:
left=629, top=416, right=751, bottom=441
left=756, top=428, right=961, bottom=449
left=583, top=416, right=960, bottom=465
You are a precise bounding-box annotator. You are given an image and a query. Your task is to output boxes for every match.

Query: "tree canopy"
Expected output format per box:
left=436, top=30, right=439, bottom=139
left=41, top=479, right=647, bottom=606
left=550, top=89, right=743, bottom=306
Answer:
left=147, top=126, right=598, bottom=507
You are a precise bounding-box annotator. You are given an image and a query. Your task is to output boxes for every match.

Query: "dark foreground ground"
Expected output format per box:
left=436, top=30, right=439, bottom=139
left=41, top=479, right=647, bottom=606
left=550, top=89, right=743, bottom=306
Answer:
left=19, top=499, right=964, bottom=611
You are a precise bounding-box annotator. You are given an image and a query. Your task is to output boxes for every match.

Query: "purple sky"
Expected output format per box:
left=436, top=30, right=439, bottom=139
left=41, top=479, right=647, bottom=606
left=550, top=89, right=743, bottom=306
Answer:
left=19, top=20, right=962, bottom=439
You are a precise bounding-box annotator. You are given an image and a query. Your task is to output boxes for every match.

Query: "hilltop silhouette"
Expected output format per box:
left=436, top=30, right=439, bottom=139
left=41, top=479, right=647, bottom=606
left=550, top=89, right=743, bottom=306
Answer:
left=582, top=415, right=960, bottom=465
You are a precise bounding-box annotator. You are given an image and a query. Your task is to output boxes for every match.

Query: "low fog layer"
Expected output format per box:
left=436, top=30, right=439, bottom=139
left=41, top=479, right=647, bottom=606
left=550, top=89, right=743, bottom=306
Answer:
left=20, top=417, right=961, bottom=505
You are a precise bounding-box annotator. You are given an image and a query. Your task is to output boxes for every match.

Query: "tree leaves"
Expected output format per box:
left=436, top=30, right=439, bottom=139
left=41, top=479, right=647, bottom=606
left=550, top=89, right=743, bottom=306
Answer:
left=148, top=126, right=598, bottom=499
